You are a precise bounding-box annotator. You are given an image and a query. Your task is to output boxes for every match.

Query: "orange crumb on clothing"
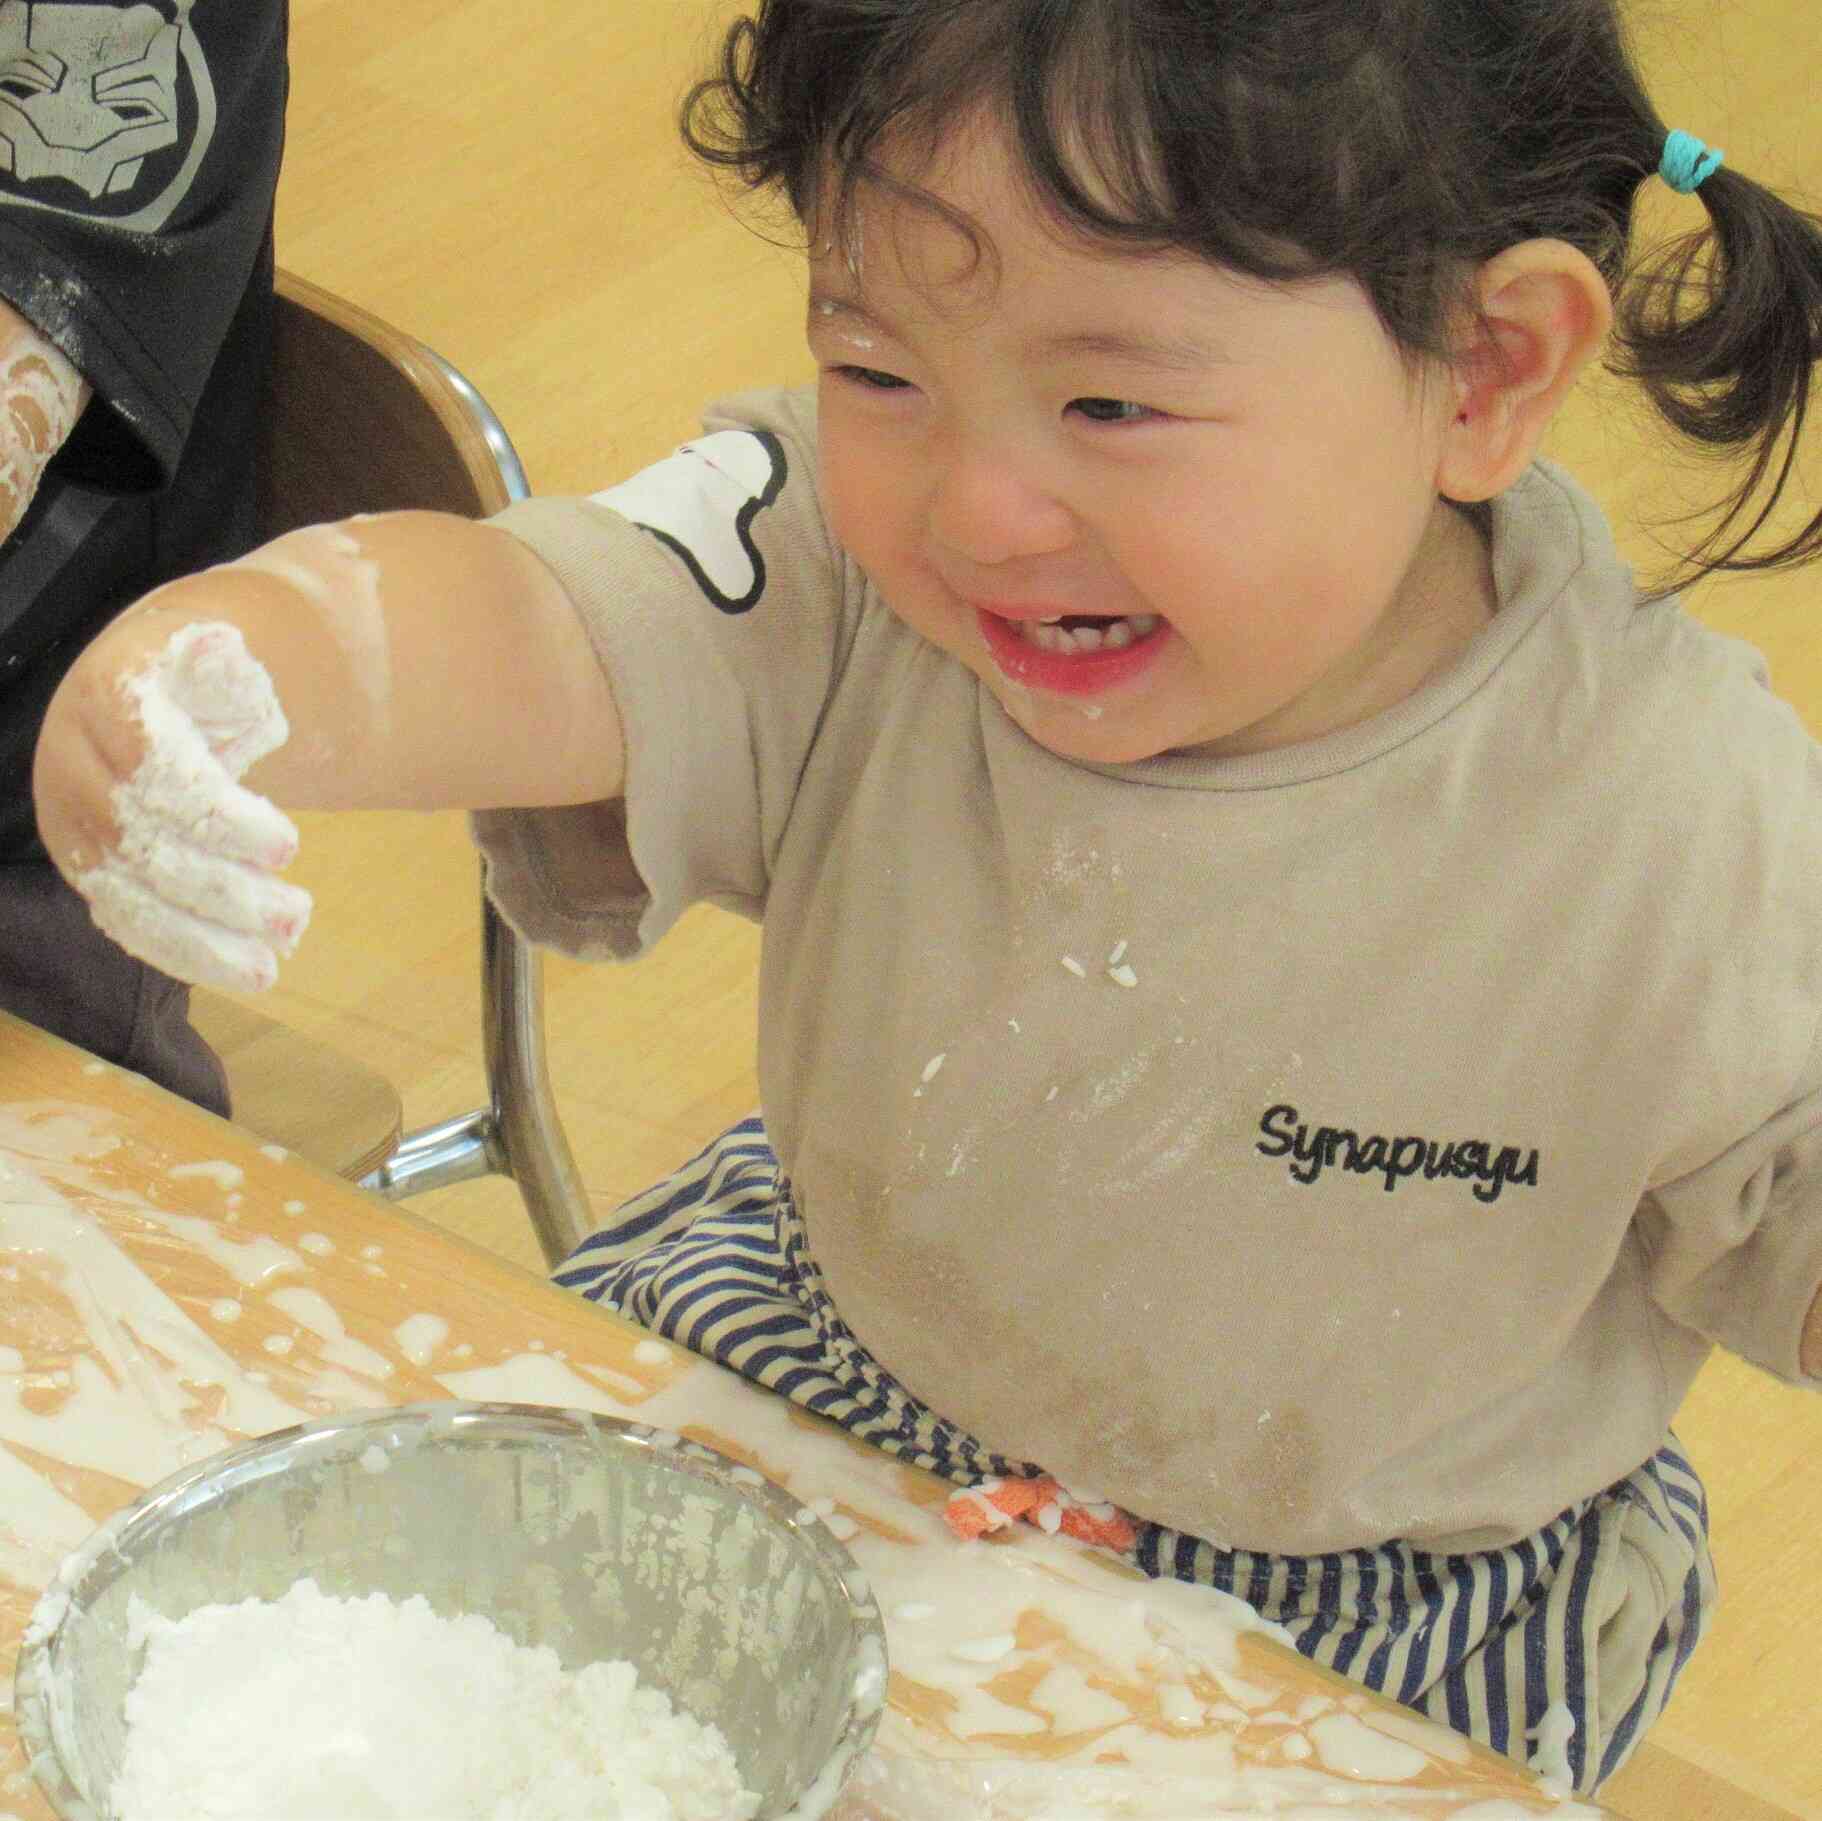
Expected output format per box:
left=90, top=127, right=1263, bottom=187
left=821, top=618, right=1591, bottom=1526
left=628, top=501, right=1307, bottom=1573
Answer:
left=942, top=1476, right=1138, bottom=1552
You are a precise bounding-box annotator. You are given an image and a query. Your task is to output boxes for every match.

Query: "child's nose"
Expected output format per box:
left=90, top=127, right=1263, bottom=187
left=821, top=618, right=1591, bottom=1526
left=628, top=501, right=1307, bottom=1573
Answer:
left=925, top=435, right=1075, bottom=566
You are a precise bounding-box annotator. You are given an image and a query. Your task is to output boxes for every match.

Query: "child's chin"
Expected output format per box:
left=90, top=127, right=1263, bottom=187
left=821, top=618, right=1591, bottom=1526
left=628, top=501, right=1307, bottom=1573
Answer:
left=996, top=689, right=1176, bottom=764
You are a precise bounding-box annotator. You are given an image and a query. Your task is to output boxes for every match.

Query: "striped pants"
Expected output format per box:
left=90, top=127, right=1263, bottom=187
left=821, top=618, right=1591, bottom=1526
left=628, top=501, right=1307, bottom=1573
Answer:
left=556, top=1118, right=1716, bottom=1794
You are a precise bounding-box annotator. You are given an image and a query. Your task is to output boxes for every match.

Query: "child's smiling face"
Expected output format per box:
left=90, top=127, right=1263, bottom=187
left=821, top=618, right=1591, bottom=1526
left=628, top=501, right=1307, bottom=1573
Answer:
left=807, top=119, right=1497, bottom=764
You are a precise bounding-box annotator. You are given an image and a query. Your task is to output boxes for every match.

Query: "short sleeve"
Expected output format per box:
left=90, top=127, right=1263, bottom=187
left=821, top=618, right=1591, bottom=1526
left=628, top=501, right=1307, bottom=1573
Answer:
left=472, top=388, right=864, bottom=961
left=1637, top=1020, right=1822, bottom=1385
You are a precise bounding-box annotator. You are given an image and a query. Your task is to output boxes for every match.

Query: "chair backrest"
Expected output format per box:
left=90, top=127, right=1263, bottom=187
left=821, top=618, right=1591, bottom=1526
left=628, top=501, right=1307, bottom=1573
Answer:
left=258, top=270, right=524, bottom=537
left=246, top=270, right=588, bottom=1267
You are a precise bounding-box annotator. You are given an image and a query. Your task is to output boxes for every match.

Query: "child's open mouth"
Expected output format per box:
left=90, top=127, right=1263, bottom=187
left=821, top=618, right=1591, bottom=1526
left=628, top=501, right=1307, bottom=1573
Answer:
left=976, top=607, right=1169, bottom=697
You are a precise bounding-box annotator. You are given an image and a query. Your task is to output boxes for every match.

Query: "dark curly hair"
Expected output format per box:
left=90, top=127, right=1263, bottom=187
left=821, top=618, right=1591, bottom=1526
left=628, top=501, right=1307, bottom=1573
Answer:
left=682, top=0, right=1822, bottom=591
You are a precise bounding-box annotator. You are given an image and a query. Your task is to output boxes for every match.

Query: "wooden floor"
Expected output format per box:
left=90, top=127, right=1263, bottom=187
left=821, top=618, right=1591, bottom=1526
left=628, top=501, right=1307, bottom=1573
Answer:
left=253, top=3, right=1822, bottom=1813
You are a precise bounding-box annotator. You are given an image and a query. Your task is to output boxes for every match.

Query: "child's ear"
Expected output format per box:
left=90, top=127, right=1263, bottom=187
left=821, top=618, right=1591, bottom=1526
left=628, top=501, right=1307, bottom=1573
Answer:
left=1436, top=240, right=1613, bottom=502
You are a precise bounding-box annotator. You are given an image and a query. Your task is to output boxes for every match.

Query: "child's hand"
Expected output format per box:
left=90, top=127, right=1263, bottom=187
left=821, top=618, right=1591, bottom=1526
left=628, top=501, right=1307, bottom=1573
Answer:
left=34, top=619, right=314, bottom=993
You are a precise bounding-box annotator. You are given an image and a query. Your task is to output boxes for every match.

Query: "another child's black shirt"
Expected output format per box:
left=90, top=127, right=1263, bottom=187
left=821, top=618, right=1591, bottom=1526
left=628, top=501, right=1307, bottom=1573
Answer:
left=0, top=0, right=289, bottom=856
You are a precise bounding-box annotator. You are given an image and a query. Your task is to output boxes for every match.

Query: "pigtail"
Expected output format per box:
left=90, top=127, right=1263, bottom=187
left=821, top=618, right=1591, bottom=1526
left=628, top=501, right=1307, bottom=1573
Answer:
left=1609, top=164, right=1822, bottom=585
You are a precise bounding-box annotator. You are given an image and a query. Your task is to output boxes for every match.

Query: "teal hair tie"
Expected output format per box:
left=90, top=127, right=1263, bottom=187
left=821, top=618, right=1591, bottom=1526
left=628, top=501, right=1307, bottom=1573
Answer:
left=1661, top=129, right=1725, bottom=194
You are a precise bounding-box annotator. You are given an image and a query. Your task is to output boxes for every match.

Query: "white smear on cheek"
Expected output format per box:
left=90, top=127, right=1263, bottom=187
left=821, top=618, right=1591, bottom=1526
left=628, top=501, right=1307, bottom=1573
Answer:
left=230, top=525, right=391, bottom=738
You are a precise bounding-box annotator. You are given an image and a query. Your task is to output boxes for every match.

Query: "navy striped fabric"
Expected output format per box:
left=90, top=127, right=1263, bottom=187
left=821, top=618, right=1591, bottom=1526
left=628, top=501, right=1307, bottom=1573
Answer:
left=557, top=1118, right=1715, bottom=1793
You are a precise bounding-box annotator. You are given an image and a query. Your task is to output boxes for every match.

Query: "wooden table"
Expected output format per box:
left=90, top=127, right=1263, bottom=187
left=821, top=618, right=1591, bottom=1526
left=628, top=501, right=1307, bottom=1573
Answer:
left=0, top=1009, right=1612, bottom=1819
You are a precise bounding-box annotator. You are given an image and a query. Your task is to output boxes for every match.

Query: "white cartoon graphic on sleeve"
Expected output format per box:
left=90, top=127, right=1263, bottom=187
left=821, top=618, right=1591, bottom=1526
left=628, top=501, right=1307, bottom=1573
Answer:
left=590, top=429, right=787, bottom=615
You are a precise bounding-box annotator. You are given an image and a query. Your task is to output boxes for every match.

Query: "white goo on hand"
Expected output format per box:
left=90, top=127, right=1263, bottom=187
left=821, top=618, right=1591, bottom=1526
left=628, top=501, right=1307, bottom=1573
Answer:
left=75, top=622, right=313, bottom=992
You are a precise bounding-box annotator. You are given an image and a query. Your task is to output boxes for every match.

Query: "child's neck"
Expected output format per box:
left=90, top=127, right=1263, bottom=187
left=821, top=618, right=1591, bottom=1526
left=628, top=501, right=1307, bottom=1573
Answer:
left=1419, top=494, right=1499, bottom=644
left=1207, top=497, right=1496, bottom=759
left=1367, top=495, right=1498, bottom=711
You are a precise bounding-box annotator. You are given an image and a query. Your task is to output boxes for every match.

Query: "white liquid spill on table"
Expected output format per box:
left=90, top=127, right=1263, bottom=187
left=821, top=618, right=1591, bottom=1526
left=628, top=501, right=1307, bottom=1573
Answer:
left=438, top=1355, right=1600, bottom=1819
left=0, top=1099, right=1598, bottom=1820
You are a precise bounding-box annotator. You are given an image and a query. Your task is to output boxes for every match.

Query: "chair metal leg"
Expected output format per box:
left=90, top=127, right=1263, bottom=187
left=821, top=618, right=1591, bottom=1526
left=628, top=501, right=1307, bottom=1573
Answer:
left=478, top=892, right=592, bottom=1266
left=361, top=890, right=591, bottom=1270
left=352, top=345, right=591, bottom=1269
left=359, top=1107, right=503, bottom=1198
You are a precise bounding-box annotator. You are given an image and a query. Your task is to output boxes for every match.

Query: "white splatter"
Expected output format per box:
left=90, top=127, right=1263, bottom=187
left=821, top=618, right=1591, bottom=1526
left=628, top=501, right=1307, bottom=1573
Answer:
left=266, top=1287, right=393, bottom=1380
left=229, top=526, right=391, bottom=738
left=169, top=1159, right=244, bottom=1191
left=392, top=1312, right=450, bottom=1368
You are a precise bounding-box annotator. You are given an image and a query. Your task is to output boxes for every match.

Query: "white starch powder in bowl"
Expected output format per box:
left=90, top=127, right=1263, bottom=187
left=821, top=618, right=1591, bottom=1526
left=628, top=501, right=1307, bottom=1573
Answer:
left=17, top=1405, right=885, bottom=1821
left=111, top=1578, right=758, bottom=1821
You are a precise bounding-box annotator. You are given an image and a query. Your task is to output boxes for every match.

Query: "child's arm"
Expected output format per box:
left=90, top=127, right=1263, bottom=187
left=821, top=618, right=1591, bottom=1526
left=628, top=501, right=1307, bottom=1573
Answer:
left=32, top=511, right=623, bottom=990
left=0, top=298, right=91, bottom=542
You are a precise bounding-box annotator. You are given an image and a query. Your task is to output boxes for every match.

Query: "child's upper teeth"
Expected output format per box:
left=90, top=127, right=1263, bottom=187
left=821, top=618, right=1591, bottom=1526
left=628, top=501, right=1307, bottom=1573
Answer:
left=1018, top=613, right=1158, bottom=654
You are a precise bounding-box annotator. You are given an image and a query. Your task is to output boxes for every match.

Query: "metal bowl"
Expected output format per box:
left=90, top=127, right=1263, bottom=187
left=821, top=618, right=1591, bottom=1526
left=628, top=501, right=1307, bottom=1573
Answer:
left=15, top=1401, right=886, bottom=1820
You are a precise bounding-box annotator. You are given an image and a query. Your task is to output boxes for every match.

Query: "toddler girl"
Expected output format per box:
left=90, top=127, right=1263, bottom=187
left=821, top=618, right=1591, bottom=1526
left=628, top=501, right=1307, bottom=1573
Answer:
left=32, top=0, right=1822, bottom=1795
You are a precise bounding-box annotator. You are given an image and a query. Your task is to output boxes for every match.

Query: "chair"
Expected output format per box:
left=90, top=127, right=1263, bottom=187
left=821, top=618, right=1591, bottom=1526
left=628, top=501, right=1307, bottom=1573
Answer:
left=190, top=269, right=590, bottom=1269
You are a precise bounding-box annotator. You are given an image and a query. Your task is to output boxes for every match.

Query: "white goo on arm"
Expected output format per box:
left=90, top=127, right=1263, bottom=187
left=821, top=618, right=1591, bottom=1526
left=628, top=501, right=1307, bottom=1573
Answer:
left=0, top=318, right=87, bottom=542
left=74, top=622, right=313, bottom=992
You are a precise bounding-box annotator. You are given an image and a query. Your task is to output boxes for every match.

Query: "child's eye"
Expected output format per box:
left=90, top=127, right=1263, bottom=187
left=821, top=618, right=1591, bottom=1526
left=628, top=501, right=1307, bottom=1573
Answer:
left=1068, top=396, right=1157, bottom=425
left=833, top=364, right=913, bottom=392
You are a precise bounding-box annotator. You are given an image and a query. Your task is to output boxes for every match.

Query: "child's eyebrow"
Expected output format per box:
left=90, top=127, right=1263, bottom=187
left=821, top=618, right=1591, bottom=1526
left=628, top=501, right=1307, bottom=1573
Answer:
left=1033, top=327, right=1236, bottom=373
left=807, top=292, right=1232, bottom=373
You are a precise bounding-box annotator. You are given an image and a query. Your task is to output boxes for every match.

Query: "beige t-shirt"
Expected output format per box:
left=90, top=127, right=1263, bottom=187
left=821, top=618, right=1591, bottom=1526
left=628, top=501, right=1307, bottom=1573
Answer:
left=476, top=387, right=1822, bottom=1556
